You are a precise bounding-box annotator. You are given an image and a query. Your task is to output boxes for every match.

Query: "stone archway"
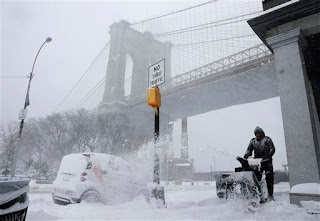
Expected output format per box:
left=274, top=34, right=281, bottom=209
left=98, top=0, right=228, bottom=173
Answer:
left=102, top=20, right=173, bottom=106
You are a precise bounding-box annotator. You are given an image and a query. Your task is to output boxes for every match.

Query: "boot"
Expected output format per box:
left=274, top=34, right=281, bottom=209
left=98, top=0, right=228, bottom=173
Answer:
left=268, top=195, right=275, bottom=201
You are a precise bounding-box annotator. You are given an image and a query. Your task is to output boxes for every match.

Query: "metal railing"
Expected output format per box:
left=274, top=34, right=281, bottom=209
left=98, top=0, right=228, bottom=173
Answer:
left=114, top=44, right=273, bottom=105
left=166, top=44, right=272, bottom=88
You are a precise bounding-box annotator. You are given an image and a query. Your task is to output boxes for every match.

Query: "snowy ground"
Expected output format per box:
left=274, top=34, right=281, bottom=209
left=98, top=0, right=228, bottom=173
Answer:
left=26, top=182, right=319, bottom=220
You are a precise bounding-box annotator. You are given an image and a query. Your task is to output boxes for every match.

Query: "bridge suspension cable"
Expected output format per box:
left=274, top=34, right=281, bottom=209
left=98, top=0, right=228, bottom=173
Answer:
left=173, top=34, right=256, bottom=47
left=57, top=0, right=267, bottom=112
left=131, top=0, right=264, bottom=78
left=72, top=76, right=106, bottom=111
left=72, top=65, right=135, bottom=111
left=131, top=0, right=218, bottom=25
left=55, top=41, right=110, bottom=112
left=153, top=10, right=262, bottom=38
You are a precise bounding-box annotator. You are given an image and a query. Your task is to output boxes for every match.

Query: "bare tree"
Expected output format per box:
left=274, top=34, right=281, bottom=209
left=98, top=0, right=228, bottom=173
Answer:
left=39, top=113, right=75, bottom=162
left=66, top=109, right=100, bottom=153
left=0, top=122, right=19, bottom=175
left=21, top=118, right=47, bottom=177
left=96, top=112, right=129, bottom=156
left=0, top=111, right=145, bottom=177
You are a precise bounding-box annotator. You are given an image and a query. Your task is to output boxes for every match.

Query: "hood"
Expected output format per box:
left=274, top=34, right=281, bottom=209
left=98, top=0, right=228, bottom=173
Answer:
left=254, top=126, right=265, bottom=137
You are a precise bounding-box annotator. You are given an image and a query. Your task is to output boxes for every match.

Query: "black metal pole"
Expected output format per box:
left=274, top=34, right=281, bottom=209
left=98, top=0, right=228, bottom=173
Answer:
left=17, top=73, right=33, bottom=140
left=152, top=106, right=165, bottom=205
left=10, top=38, right=51, bottom=177
left=153, top=107, right=160, bottom=184
left=17, top=40, right=47, bottom=141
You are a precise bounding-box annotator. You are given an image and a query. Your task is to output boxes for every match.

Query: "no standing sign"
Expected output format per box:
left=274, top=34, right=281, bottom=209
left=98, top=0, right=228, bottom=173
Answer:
left=148, top=59, right=165, bottom=88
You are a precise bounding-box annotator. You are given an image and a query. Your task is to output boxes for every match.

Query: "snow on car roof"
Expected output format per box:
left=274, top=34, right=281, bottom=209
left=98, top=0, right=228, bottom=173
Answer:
left=59, top=152, right=132, bottom=173
left=62, top=152, right=122, bottom=162
left=67, top=152, right=122, bottom=158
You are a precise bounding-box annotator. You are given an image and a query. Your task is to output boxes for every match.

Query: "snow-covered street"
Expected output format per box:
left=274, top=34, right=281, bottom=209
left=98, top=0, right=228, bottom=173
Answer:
left=26, top=182, right=319, bottom=220
left=2, top=1, right=320, bottom=220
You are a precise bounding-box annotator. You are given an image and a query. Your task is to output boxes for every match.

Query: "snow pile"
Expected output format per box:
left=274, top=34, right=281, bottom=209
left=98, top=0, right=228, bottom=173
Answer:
left=290, top=183, right=320, bottom=195
left=29, top=180, right=52, bottom=193
left=300, top=201, right=320, bottom=214
left=290, top=183, right=320, bottom=214
left=26, top=182, right=320, bottom=220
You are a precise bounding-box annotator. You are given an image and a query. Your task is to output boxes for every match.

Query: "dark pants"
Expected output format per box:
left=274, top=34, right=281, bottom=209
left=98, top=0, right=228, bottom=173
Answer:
left=256, top=162, right=274, bottom=196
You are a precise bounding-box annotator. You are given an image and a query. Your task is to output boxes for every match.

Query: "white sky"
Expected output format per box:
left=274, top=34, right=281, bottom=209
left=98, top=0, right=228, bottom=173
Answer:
left=173, top=97, right=287, bottom=172
left=1, top=0, right=200, bottom=122
left=0, top=0, right=288, bottom=171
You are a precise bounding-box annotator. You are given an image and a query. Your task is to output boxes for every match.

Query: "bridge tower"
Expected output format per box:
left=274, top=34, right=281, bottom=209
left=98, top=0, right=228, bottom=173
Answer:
left=101, top=20, right=172, bottom=111
left=99, top=20, right=174, bottom=154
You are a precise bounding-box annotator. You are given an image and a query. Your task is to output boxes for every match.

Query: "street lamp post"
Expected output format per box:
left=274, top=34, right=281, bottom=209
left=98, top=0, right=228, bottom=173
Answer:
left=10, top=37, right=52, bottom=177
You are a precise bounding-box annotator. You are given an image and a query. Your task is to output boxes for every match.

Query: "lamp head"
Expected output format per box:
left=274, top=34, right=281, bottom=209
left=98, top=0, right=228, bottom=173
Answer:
left=45, top=37, right=52, bottom=43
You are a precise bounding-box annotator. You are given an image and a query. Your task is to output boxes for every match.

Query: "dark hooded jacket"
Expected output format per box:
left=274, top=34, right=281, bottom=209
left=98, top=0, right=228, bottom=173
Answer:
left=244, top=126, right=275, bottom=162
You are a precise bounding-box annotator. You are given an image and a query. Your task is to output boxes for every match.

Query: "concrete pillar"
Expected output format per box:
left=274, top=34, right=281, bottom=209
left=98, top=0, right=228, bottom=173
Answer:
left=181, top=117, right=189, bottom=158
left=266, top=29, right=320, bottom=188
left=168, top=122, right=174, bottom=158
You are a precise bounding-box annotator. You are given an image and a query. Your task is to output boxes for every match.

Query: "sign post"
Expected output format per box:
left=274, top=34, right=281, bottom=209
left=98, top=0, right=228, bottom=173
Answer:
left=147, top=59, right=165, bottom=207
left=18, top=109, right=28, bottom=120
left=148, top=59, right=165, bottom=88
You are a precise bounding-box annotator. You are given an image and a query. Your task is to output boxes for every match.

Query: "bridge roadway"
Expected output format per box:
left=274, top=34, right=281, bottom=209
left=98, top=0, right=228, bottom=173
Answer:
left=121, top=45, right=279, bottom=122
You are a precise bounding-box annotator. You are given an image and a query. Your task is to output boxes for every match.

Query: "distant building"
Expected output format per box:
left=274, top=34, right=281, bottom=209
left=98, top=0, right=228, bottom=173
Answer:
left=161, top=158, right=194, bottom=181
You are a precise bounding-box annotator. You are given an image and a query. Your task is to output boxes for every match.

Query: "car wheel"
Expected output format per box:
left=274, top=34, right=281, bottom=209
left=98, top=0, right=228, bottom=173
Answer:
left=81, top=190, right=101, bottom=203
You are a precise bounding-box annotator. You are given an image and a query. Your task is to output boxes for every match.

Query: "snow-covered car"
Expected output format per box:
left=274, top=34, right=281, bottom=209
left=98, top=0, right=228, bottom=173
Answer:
left=52, top=153, right=147, bottom=205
